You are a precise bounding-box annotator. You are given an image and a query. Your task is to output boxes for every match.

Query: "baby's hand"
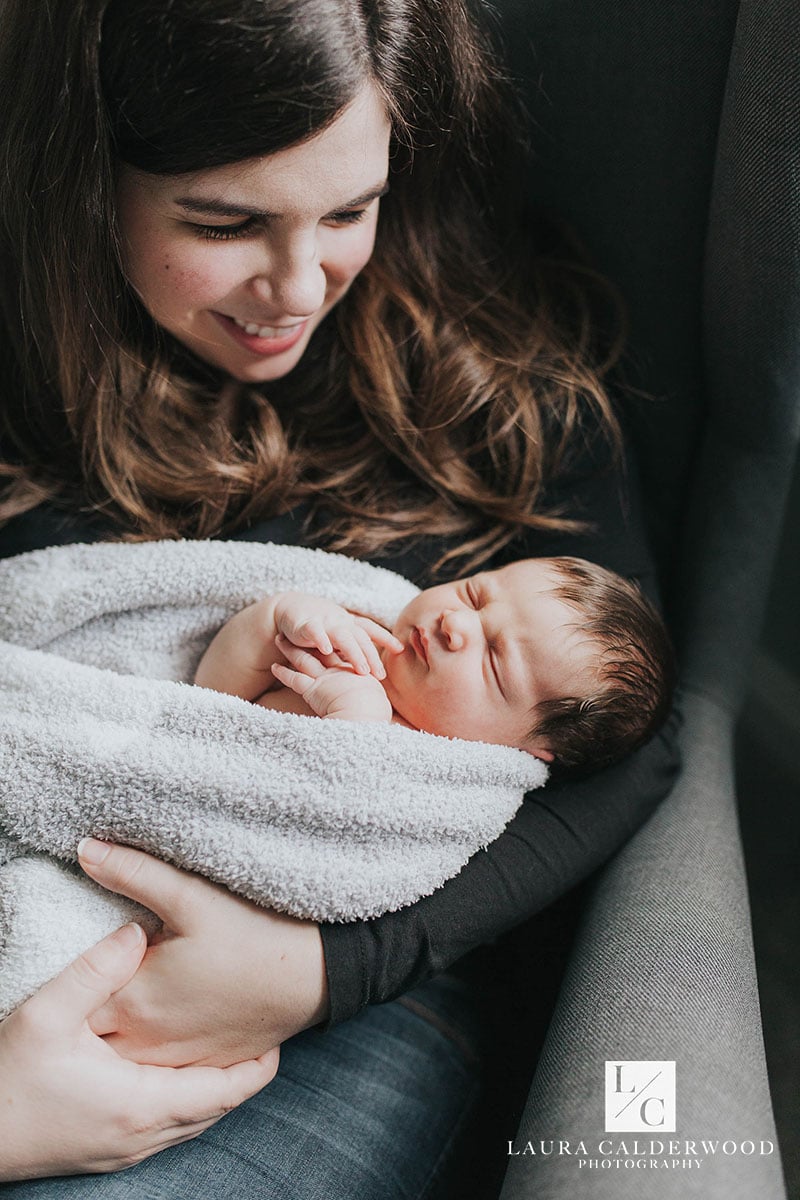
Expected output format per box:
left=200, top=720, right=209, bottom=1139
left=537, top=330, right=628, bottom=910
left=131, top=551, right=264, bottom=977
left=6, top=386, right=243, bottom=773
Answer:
left=272, top=637, right=393, bottom=722
left=272, top=592, right=402, bottom=679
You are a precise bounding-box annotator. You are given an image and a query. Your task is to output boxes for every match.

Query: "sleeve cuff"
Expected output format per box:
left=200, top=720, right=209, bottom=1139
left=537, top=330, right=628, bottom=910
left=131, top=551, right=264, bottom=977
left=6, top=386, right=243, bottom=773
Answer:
left=319, top=920, right=372, bottom=1027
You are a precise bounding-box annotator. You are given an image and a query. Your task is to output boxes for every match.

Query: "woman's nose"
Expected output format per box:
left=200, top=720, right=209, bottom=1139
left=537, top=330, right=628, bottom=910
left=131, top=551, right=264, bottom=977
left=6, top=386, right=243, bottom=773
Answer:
left=249, top=236, right=327, bottom=317
left=439, top=609, right=474, bottom=650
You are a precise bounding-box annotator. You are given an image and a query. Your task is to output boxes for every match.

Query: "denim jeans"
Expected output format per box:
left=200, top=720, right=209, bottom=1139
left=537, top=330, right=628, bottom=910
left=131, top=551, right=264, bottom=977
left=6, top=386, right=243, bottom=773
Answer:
left=3, top=974, right=481, bottom=1200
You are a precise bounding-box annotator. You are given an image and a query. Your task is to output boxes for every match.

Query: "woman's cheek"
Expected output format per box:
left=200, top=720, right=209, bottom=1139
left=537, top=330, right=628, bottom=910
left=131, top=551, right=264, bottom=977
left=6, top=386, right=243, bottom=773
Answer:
left=144, top=248, right=240, bottom=320
left=326, top=220, right=379, bottom=287
left=352, top=220, right=380, bottom=274
left=353, top=226, right=378, bottom=274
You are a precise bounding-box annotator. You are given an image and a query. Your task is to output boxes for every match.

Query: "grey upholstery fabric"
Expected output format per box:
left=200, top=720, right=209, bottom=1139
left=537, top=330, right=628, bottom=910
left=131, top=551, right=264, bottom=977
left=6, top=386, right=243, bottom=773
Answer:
left=502, top=699, right=786, bottom=1199
left=496, top=1, right=799, bottom=1196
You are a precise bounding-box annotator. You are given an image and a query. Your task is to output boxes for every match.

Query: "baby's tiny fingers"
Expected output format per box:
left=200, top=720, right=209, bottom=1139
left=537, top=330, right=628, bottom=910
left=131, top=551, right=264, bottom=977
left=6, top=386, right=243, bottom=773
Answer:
left=276, top=634, right=326, bottom=676
left=354, top=616, right=405, bottom=655
left=271, top=663, right=313, bottom=695
left=353, top=627, right=386, bottom=678
left=334, top=630, right=373, bottom=675
left=296, top=620, right=332, bottom=656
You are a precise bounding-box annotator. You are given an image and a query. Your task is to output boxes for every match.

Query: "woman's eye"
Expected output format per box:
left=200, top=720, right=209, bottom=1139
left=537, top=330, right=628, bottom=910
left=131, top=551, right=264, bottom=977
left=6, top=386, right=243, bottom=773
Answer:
left=329, top=208, right=369, bottom=226
left=193, top=218, right=257, bottom=241
left=465, top=582, right=479, bottom=608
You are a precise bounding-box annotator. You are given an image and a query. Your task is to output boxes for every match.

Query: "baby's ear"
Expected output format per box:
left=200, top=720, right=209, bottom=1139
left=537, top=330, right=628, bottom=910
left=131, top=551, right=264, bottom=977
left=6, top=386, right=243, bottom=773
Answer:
left=526, top=745, right=554, bottom=763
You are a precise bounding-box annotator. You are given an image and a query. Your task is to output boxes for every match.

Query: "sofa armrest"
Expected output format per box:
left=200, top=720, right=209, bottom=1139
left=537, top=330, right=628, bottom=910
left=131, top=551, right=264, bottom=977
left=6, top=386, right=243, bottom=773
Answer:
left=500, top=689, right=785, bottom=1199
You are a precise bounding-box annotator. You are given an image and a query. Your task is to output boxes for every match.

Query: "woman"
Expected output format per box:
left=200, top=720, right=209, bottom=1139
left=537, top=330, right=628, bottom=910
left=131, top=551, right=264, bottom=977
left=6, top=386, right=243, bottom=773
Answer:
left=0, top=0, right=678, bottom=1193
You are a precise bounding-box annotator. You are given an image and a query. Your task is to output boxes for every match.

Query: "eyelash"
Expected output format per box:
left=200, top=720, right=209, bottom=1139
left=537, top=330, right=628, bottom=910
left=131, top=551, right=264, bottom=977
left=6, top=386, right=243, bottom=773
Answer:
left=194, top=208, right=370, bottom=241
left=197, top=220, right=255, bottom=241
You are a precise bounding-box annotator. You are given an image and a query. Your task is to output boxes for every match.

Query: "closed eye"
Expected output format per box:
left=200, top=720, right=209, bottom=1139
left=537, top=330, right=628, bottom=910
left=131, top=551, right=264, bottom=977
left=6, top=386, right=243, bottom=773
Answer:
left=190, top=207, right=369, bottom=240
left=327, top=208, right=370, bottom=226
left=465, top=580, right=481, bottom=608
left=488, top=645, right=508, bottom=700
left=192, top=218, right=258, bottom=241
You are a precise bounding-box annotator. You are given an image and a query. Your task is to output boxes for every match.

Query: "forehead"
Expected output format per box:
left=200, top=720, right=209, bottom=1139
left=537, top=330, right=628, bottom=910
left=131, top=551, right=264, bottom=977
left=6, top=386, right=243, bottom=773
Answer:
left=487, top=559, right=563, bottom=605
left=131, top=84, right=391, bottom=217
left=494, top=562, right=575, bottom=643
left=488, top=560, right=596, bottom=697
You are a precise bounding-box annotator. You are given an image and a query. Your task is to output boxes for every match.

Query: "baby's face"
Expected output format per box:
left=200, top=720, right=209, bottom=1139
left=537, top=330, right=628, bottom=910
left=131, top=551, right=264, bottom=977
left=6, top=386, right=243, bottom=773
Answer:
left=382, top=560, right=595, bottom=757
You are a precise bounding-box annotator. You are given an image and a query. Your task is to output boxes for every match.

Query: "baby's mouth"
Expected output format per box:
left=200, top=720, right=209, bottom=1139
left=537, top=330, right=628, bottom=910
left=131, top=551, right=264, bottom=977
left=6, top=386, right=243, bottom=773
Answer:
left=410, top=626, right=429, bottom=667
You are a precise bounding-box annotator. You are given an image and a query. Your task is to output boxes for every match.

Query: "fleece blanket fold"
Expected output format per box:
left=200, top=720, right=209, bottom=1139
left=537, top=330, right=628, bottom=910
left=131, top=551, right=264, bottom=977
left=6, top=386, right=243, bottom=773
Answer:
left=0, top=540, right=546, bottom=1017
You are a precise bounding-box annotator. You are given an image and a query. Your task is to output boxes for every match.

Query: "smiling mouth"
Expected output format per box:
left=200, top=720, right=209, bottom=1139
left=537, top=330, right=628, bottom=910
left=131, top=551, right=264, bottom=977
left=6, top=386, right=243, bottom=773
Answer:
left=231, top=316, right=306, bottom=338
left=212, top=312, right=309, bottom=355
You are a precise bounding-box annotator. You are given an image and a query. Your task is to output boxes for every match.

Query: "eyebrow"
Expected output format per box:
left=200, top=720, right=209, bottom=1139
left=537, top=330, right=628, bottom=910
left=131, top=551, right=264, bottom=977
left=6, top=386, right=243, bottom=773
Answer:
left=173, top=181, right=390, bottom=221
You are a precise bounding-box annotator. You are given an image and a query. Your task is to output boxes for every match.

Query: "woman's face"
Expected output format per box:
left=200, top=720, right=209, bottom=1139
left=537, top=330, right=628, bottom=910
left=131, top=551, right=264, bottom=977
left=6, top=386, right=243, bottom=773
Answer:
left=116, top=86, right=391, bottom=382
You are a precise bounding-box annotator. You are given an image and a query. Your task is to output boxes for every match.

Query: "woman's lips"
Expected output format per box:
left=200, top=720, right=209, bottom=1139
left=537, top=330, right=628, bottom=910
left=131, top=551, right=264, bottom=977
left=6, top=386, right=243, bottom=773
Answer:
left=213, top=312, right=308, bottom=356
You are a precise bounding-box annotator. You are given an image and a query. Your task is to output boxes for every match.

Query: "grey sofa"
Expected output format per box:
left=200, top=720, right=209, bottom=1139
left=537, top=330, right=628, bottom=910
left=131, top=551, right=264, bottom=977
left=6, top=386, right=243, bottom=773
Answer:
left=494, top=1, right=799, bottom=1197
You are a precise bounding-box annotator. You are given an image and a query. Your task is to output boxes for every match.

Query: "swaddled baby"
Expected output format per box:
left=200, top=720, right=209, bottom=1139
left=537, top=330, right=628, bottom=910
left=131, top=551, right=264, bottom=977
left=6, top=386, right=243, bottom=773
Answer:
left=196, top=555, right=673, bottom=774
left=0, top=546, right=671, bottom=1019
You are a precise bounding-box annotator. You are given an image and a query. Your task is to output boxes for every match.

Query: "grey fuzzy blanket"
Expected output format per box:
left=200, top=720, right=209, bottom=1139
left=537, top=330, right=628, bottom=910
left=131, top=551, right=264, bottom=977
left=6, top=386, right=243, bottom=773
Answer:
left=0, top=540, right=545, bottom=1017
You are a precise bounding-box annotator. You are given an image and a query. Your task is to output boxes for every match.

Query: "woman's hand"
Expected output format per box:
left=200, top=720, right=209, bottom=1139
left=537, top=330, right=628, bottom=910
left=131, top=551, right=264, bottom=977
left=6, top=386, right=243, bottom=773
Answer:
left=0, top=923, right=279, bottom=1182
left=79, top=839, right=330, bottom=1068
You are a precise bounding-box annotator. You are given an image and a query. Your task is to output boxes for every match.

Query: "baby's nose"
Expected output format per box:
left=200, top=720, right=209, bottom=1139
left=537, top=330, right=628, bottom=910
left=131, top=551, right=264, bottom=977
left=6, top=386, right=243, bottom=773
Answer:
left=439, top=609, right=471, bottom=650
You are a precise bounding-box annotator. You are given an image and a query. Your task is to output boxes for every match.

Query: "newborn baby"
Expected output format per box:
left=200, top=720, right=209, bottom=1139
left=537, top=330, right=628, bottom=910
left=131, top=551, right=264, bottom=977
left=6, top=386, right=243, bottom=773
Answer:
left=195, top=555, right=673, bottom=772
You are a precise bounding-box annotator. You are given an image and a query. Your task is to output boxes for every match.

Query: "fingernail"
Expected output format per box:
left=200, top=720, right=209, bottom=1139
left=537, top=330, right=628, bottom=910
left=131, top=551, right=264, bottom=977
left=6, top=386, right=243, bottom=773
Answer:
left=112, top=922, right=143, bottom=949
left=78, top=837, right=111, bottom=865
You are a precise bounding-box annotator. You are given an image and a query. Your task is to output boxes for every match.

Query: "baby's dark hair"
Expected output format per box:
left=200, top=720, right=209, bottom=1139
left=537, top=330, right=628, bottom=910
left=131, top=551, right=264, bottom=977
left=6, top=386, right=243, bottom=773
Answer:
left=527, top=557, right=675, bottom=773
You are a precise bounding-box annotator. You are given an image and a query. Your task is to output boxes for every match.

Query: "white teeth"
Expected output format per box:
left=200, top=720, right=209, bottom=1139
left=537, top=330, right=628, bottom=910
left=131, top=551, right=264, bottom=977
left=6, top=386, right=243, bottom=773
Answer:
left=233, top=316, right=301, bottom=339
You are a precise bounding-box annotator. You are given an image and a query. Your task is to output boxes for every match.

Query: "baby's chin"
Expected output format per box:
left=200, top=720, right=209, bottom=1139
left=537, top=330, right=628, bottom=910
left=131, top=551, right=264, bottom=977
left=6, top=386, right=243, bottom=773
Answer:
left=383, top=676, right=417, bottom=720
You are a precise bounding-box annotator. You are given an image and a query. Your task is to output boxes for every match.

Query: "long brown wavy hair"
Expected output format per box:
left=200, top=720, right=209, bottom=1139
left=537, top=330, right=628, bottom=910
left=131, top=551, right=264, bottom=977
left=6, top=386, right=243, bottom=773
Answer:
left=0, top=0, right=623, bottom=573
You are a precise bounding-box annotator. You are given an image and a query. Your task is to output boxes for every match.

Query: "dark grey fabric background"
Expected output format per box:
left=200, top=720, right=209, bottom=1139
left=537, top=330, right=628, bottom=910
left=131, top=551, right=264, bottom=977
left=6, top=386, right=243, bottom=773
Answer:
left=737, top=457, right=800, bottom=1200
left=488, top=0, right=798, bottom=1196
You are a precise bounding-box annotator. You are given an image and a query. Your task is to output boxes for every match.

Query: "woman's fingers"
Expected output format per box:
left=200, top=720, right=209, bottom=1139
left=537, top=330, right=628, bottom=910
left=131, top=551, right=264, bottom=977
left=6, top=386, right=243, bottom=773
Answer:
left=77, top=840, right=202, bottom=928
left=20, top=923, right=146, bottom=1036
left=155, top=1047, right=281, bottom=1127
left=123, top=1052, right=280, bottom=1148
